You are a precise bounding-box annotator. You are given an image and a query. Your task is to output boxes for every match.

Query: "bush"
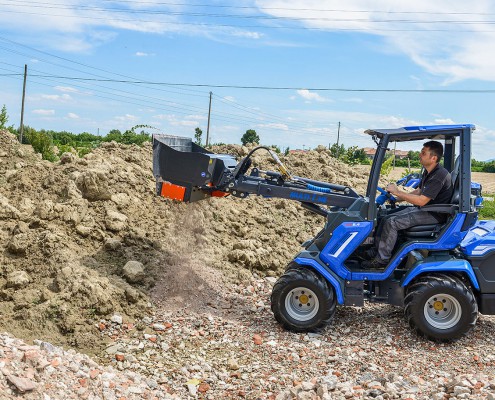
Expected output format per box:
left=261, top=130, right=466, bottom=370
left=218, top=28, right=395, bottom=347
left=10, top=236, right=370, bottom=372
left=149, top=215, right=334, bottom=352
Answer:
left=24, top=127, right=57, bottom=161
left=479, top=199, right=495, bottom=219
left=380, top=155, right=394, bottom=177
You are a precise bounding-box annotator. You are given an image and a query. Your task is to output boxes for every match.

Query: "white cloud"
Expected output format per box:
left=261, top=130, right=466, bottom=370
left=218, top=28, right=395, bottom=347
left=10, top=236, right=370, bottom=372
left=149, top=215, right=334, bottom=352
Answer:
left=433, top=118, right=455, bottom=125
left=152, top=113, right=204, bottom=127
left=135, top=51, right=155, bottom=57
left=32, top=109, right=55, bottom=115
left=41, top=94, right=72, bottom=102
left=54, top=86, right=80, bottom=93
left=0, top=1, right=186, bottom=52
left=231, top=30, right=264, bottom=39
left=296, top=89, right=329, bottom=102
left=257, top=123, right=289, bottom=131
left=115, top=114, right=138, bottom=122
left=342, top=97, right=364, bottom=103
left=67, top=112, right=79, bottom=119
left=257, top=0, right=495, bottom=82
left=185, top=114, right=207, bottom=121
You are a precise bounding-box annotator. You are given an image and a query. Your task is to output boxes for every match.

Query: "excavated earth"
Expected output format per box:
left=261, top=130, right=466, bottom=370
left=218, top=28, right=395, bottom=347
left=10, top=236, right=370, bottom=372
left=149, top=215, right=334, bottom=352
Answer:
left=0, top=129, right=494, bottom=399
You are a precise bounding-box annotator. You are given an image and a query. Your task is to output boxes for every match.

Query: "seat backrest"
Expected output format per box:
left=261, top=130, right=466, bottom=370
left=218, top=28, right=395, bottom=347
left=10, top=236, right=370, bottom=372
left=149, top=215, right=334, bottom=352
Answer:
left=450, top=156, right=460, bottom=204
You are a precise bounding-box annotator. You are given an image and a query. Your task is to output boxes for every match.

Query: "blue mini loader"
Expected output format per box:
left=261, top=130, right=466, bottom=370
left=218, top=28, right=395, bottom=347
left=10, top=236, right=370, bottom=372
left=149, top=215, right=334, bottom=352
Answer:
left=153, top=124, right=495, bottom=341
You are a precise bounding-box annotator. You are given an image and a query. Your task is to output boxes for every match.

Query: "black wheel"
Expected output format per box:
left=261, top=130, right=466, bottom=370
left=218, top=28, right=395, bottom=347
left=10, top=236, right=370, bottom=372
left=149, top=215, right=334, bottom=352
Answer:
left=404, top=274, right=478, bottom=341
left=270, top=265, right=336, bottom=332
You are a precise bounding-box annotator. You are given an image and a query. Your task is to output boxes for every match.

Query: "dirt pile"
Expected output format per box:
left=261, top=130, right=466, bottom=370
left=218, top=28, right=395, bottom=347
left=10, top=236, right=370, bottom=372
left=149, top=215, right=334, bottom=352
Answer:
left=0, top=130, right=369, bottom=353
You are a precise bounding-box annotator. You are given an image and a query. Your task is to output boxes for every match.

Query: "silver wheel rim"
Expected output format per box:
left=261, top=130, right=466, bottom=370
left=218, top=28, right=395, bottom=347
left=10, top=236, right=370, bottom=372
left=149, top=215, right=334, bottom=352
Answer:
left=285, top=287, right=319, bottom=321
left=424, top=293, right=462, bottom=329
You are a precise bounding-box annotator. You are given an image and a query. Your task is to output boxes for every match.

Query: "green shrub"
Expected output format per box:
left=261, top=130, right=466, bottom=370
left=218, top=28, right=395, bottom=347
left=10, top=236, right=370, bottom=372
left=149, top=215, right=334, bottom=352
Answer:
left=479, top=199, right=495, bottom=219
left=78, top=147, right=92, bottom=158
left=24, top=126, right=57, bottom=161
left=380, top=155, right=394, bottom=177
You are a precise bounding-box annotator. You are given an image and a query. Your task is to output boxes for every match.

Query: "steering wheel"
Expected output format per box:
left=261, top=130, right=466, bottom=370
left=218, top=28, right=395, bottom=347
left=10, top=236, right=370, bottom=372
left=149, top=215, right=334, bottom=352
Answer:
left=377, top=186, right=397, bottom=208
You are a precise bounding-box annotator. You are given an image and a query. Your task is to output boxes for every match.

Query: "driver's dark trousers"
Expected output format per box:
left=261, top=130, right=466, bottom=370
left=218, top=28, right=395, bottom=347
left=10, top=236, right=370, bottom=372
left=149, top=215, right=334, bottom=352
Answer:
left=375, top=207, right=443, bottom=261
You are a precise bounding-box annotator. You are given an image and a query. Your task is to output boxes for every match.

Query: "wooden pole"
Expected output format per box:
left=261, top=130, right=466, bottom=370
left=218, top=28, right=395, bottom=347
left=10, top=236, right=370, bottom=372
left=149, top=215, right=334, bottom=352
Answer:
left=206, top=91, right=212, bottom=147
left=19, top=64, right=27, bottom=143
left=393, top=141, right=396, bottom=169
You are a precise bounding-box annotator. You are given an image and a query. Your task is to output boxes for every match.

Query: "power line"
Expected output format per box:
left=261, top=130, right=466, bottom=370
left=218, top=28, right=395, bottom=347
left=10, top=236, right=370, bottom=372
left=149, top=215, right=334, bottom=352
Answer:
left=212, top=94, right=336, bottom=131
left=2, top=2, right=490, bottom=23
left=0, top=36, right=208, bottom=98
left=26, top=74, right=275, bottom=127
left=2, top=8, right=495, bottom=33
left=0, top=41, right=327, bottom=132
left=0, top=68, right=285, bottom=132
left=5, top=0, right=495, bottom=19
left=17, top=74, right=495, bottom=93
left=1, top=72, right=339, bottom=138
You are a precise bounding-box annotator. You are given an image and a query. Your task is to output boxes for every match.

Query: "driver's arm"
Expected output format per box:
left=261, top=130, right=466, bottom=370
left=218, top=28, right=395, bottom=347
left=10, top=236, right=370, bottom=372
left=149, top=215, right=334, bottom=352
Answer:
left=387, top=184, right=431, bottom=206
left=392, top=187, right=421, bottom=202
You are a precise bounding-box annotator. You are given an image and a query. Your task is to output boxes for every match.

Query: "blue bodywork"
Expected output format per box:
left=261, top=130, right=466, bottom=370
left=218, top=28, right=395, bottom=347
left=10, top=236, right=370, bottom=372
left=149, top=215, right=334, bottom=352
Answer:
left=319, top=221, right=374, bottom=279
left=294, top=214, right=480, bottom=304
left=401, top=260, right=480, bottom=290
left=460, top=220, right=495, bottom=257
left=293, top=257, right=345, bottom=304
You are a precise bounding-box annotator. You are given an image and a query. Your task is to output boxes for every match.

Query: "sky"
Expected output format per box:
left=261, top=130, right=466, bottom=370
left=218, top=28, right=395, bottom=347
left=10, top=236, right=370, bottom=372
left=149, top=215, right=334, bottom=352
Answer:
left=1, top=1, right=495, bottom=161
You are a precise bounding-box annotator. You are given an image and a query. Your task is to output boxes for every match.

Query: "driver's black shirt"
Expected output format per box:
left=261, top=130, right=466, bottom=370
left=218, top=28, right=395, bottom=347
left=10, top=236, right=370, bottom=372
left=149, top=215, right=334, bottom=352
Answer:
left=420, top=163, right=453, bottom=205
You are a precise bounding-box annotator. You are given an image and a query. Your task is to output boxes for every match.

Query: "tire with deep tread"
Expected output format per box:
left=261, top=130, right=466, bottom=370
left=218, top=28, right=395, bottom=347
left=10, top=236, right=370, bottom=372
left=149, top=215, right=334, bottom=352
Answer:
left=404, top=273, right=478, bottom=342
left=271, top=265, right=336, bottom=332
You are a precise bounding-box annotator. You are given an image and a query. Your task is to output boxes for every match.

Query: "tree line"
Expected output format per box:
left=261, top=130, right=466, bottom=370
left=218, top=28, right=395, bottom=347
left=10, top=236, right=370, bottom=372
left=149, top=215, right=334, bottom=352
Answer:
left=1, top=104, right=494, bottom=171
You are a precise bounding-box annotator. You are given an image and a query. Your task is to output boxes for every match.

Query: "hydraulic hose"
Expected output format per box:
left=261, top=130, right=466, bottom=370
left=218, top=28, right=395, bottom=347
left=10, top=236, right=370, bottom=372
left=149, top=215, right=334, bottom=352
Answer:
left=306, top=183, right=332, bottom=194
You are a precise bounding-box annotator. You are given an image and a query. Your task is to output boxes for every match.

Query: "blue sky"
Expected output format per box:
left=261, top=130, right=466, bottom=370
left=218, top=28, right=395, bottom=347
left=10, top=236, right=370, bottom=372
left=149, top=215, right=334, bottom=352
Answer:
left=1, top=1, right=495, bottom=161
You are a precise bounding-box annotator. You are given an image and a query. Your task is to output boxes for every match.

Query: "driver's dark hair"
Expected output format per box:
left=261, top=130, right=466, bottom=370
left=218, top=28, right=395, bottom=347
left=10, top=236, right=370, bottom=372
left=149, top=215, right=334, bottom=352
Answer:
left=423, top=140, right=443, bottom=163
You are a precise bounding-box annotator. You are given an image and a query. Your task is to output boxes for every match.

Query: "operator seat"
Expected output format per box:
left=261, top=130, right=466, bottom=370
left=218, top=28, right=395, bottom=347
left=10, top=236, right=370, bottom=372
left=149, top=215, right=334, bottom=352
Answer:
left=402, top=157, right=460, bottom=240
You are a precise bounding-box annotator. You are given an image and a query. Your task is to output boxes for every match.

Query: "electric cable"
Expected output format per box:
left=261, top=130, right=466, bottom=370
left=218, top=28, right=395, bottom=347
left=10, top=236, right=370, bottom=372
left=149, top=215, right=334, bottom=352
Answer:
left=2, top=8, right=495, bottom=33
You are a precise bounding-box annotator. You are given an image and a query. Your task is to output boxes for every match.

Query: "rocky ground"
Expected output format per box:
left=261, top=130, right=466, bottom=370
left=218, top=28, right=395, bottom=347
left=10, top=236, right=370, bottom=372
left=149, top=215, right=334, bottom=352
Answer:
left=1, top=276, right=495, bottom=399
left=0, top=129, right=494, bottom=399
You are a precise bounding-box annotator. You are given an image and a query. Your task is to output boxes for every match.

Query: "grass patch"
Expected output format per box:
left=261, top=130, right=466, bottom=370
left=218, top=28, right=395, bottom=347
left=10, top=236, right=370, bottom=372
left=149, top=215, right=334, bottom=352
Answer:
left=479, top=196, right=495, bottom=220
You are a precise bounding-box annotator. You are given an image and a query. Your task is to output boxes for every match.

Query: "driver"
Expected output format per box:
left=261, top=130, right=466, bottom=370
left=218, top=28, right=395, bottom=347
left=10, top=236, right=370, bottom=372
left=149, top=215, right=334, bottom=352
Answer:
left=362, top=140, right=453, bottom=269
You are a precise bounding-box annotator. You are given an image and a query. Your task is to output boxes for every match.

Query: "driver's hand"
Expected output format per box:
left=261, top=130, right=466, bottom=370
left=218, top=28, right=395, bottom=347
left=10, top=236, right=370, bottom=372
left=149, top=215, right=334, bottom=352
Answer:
left=386, top=183, right=399, bottom=195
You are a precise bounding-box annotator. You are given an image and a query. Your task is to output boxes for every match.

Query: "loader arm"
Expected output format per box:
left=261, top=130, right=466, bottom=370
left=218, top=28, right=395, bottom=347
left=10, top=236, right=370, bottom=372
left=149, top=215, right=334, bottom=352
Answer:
left=223, top=169, right=359, bottom=209
left=153, top=134, right=361, bottom=213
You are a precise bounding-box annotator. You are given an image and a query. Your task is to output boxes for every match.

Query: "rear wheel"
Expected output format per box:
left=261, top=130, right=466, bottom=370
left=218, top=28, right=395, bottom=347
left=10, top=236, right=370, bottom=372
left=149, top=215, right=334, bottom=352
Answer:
left=271, top=265, right=336, bottom=332
left=404, top=274, right=478, bottom=341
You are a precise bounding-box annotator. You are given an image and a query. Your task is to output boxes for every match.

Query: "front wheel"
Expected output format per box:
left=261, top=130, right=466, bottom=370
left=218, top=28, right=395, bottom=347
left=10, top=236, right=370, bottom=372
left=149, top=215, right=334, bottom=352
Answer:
left=404, top=274, right=478, bottom=341
left=271, top=266, right=336, bottom=332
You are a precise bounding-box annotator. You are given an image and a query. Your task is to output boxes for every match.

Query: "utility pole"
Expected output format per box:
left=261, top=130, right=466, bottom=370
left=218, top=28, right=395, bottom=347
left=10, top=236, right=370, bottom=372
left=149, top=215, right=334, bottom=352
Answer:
left=206, top=91, right=212, bottom=147
left=336, top=121, right=341, bottom=158
left=393, top=141, right=396, bottom=169
left=19, top=64, right=27, bottom=143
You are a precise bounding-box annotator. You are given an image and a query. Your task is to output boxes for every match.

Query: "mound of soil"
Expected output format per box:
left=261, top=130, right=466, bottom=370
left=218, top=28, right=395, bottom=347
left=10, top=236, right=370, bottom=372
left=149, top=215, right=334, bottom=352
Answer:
left=0, top=130, right=370, bottom=353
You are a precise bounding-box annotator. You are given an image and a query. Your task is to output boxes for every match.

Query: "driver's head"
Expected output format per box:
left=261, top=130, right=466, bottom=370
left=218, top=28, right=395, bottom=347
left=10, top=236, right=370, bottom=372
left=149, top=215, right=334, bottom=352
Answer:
left=421, top=140, right=443, bottom=165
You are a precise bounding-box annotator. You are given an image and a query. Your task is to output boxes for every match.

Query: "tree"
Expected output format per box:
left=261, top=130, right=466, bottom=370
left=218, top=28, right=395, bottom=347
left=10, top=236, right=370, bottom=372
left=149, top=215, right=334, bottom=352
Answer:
left=194, top=127, right=203, bottom=145
left=329, top=143, right=345, bottom=159
left=0, top=104, right=8, bottom=129
left=104, top=129, right=122, bottom=142
left=345, top=146, right=369, bottom=165
left=241, top=129, right=260, bottom=145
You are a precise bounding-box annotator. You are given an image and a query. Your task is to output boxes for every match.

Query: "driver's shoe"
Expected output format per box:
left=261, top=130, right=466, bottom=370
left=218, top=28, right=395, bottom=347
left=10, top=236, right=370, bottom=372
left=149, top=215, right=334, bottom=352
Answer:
left=361, top=257, right=388, bottom=269
left=355, top=247, right=378, bottom=261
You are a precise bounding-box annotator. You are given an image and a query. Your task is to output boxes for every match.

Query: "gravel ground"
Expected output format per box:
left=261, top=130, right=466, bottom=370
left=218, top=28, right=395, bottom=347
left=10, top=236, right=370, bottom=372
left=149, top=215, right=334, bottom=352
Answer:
left=1, top=275, right=495, bottom=399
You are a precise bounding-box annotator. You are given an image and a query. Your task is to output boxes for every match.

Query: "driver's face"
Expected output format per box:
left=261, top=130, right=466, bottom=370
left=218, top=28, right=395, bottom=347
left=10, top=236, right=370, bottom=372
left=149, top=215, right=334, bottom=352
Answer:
left=419, top=146, right=436, bottom=167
